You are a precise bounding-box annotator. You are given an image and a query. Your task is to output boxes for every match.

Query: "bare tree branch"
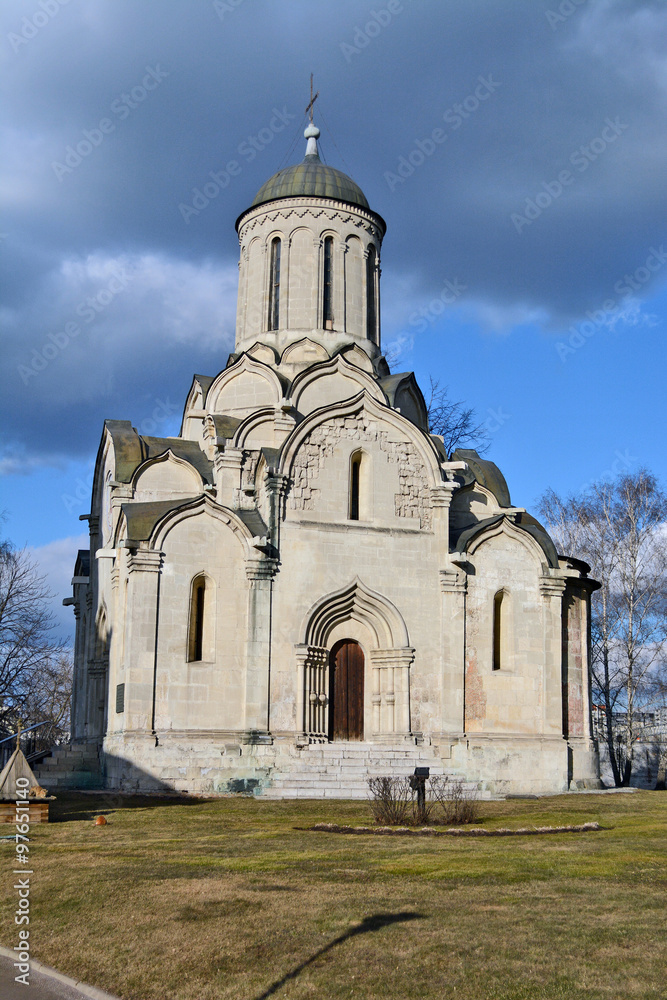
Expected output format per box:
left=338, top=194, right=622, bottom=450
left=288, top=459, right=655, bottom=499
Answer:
left=539, top=470, right=667, bottom=786
left=0, top=536, right=69, bottom=740
left=425, top=377, right=490, bottom=456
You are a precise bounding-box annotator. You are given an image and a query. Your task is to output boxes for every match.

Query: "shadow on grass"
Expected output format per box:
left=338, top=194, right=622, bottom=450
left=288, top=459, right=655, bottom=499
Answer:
left=250, top=911, right=424, bottom=999
left=50, top=791, right=210, bottom=823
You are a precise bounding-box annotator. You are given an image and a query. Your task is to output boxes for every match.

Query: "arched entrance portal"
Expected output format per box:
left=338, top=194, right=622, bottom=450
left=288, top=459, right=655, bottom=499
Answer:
left=329, top=639, right=364, bottom=741
left=297, top=579, right=415, bottom=742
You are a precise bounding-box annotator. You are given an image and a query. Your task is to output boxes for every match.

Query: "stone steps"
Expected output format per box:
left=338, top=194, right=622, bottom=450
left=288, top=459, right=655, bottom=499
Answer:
left=263, top=741, right=448, bottom=799
left=33, top=745, right=104, bottom=790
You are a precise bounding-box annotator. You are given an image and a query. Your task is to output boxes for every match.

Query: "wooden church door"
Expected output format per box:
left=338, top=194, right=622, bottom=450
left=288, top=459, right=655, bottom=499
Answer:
left=329, top=640, right=364, bottom=741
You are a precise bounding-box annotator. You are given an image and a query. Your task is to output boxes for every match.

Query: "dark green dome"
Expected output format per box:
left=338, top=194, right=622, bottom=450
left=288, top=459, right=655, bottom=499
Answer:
left=251, top=153, right=370, bottom=211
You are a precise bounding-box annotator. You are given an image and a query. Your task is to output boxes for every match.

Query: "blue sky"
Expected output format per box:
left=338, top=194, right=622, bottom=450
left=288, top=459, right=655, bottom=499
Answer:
left=2, top=0, right=666, bottom=640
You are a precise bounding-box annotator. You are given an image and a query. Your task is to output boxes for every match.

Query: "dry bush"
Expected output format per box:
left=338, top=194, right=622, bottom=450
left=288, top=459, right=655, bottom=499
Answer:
left=367, top=776, right=413, bottom=825
left=429, top=775, right=478, bottom=825
left=368, top=775, right=478, bottom=827
left=367, top=776, right=436, bottom=826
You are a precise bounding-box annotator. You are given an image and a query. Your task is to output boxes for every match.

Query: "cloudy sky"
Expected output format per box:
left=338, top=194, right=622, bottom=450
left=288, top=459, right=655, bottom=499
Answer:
left=2, top=0, right=667, bottom=640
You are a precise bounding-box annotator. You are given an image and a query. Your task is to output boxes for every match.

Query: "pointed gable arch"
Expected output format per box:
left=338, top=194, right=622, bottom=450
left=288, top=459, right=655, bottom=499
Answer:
left=153, top=496, right=266, bottom=556
left=454, top=514, right=559, bottom=570
left=92, top=421, right=140, bottom=515
left=246, top=341, right=279, bottom=365
left=114, top=495, right=268, bottom=559
left=132, top=451, right=204, bottom=499
left=279, top=390, right=443, bottom=487
left=207, top=355, right=286, bottom=418
left=232, top=406, right=292, bottom=450
left=180, top=374, right=216, bottom=440
left=338, top=343, right=374, bottom=373
left=302, top=577, right=410, bottom=649
left=290, top=354, right=385, bottom=416
left=279, top=337, right=329, bottom=368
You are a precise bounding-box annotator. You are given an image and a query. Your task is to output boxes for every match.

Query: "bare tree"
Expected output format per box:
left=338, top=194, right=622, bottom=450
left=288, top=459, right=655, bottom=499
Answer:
left=0, top=537, right=68, bottom=736
left=20, top=650, right=73, bottom=752
left=539, top=470, right=667, bottom=786
left=425, top=378, right=490, bottom=456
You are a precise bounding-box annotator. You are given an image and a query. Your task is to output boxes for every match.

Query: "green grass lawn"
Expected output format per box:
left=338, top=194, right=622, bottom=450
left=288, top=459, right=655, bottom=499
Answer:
left=1, top=791, right=666, bottom=1000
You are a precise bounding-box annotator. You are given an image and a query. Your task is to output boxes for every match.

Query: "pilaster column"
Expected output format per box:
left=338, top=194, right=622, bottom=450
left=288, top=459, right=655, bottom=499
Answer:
left=430, top=482, right=459, bottom=550
left=540, top=573, right=567, bottom=735
left=369, top=647, right=415, bottom=736
left=214, top=448, right=243, bottom=507
left=312, top=236, right=323, bottom=331
left=439, top=567, right=467, bottom=732
left=338, top=240, right=348, bottom=334
left=87, top=658, right=108, bottom=741
left=295, top=644, right=329, bottom=741
left=123, top=548, right=163, bottom=734
left=105, top=563, right=122, bottom=733
left=70, top=602, right=85, bottom=741
left=243, top=555, right=279, bottom=742
left=563, top=578, right=601, bottom=786
left=264, top=471, right=290, bottom=551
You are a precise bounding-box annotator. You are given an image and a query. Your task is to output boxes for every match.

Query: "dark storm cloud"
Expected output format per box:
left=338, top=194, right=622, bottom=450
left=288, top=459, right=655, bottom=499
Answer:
left=2, top=0, right=667, bottom=466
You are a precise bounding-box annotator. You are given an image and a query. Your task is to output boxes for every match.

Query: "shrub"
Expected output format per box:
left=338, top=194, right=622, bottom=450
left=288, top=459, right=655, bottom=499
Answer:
left=429, top=775, right=478, bottom=825
left=367, top=775, right=478, bottom=827
left=367, top=776, right=413, bottom=825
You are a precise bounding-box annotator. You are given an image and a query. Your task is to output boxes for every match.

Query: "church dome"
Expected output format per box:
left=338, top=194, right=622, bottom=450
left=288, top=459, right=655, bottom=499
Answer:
left=252, top=158, right=369, bottom=211
left=250, top=123, right=369, bottom=211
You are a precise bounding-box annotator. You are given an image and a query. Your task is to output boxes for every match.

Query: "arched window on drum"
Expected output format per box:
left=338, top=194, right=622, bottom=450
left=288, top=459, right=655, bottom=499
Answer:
left=366, top=245, right=378, bottom=343
left=268, top=237, right=281, bottom=331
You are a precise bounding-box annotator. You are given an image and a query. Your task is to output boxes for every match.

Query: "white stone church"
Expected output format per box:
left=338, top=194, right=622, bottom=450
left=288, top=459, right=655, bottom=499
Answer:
left=51, top=119, right=601, bottom=797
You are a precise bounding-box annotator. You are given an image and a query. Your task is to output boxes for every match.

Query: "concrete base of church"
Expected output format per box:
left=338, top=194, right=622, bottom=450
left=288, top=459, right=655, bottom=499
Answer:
left=85, top=731, right=601, bottom=797
left=444, top=733, right=602, bottom=795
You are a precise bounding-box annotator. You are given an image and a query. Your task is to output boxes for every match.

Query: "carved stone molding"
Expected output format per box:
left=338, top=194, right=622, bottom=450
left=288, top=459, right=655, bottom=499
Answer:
left=539, top=575, right=567, bottom=598
left=245, top=556, right=279, bottom=582
left=295, top=644, right=329, bottom=740
left=127, top=549, right=164, bottom=575
left=439, top=568, right=467, bottom=594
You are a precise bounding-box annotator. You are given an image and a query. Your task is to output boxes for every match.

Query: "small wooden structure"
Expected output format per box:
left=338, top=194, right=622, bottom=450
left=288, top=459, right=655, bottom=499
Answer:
left=0, top=728, right=54, bottom=823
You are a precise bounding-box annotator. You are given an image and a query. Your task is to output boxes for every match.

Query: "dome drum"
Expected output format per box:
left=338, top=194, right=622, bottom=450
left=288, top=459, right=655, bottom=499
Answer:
left=235, top=198, right=384, bottom=361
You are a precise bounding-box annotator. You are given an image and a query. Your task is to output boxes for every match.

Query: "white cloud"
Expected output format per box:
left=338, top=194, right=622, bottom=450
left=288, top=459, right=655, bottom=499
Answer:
left=465, top=300, right=550, bottom=335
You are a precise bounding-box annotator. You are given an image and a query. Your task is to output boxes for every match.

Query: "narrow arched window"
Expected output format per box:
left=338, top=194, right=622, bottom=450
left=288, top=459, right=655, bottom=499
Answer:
left=188, top=576, right=206, bottom=662
left=349, top=453, right=361, bottom=520
left=268, top=237, right=281, bottom=331
left=366, top=246, right=377, bottom=342
left=323, top=236, right=334, bottom=329
left=492, top=590, right=504, bottom=671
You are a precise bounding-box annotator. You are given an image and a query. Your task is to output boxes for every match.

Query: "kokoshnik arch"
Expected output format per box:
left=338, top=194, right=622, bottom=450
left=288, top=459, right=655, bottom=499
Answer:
left=53, top=114, right=602, bottom=797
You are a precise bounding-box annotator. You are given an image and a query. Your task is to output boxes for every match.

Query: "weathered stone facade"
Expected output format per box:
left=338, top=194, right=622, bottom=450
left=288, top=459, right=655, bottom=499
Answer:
left=288, top=414, right=431, bottom=527
left=57, top=122, right=601, bottom=797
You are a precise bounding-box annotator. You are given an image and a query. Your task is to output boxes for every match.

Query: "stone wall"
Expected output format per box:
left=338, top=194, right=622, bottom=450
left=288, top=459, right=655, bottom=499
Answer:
left=288, top=412, right=431, bottom=528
